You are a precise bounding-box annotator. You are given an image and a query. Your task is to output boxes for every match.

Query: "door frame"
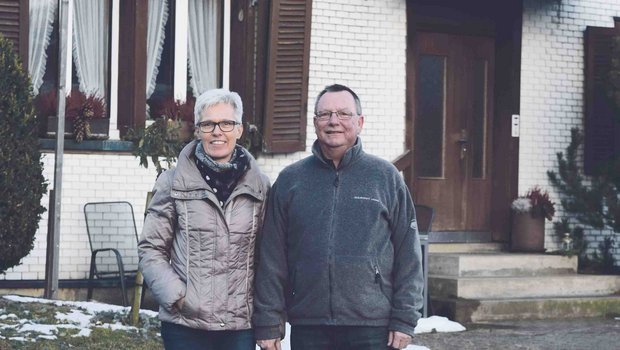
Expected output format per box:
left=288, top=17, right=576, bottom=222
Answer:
left=405, top=0, right=523, bottom=242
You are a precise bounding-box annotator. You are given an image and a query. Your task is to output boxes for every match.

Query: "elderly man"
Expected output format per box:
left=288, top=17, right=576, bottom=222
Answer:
left=253, top=84, right=424, bottom=350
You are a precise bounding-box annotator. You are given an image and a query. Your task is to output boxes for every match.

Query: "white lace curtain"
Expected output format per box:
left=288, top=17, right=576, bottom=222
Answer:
left=146, top=0, right=169, bottom=99
left=188, top=0, right=220, bottom=96
left=72, top=0, right=108, bottom=98
left=28, top=0, right=57, bottom=96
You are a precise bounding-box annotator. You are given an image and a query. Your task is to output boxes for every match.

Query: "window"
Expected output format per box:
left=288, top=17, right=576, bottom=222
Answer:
left=148, top=0, right=223, bottom=117
left=12, top=0, right=313, bottom=152
left=34, top=0, right=111, bottom=109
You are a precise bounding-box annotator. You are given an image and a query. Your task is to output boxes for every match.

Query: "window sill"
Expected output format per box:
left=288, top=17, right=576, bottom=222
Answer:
left=38, top=139, right=135, bottom=153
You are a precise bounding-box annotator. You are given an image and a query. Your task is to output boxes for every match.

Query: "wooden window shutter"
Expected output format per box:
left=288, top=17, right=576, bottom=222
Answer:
left=263, top=0, right=312, bottom=153
left=584, top=20, right=620, bottom=175
left=0, top=0, right=28, bottom=66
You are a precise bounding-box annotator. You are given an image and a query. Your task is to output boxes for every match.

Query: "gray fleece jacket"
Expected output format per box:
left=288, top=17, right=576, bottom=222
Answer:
left=253, top=138, right=424, bottom=339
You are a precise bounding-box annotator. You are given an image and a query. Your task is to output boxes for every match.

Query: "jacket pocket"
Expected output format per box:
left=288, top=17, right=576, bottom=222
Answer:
left=174, top=228, right=203, bottom=320
left=332, top=256, right=392, bottom=321
left=374, top=263, right=393, bottom=303
left=286, top=260, right=330, bottom=320
left=178, top=268, right=200, bottom=318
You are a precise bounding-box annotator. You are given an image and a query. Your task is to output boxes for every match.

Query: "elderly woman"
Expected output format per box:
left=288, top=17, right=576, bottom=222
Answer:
left=138, top=88, right=270, bottom=350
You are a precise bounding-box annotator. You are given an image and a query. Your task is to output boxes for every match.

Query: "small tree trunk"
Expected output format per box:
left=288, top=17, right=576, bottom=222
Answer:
left=129, top=191, right=154, bottom=326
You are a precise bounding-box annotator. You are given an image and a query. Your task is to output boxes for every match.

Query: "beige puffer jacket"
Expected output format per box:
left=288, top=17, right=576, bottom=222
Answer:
left=138, top=141, right=270, bottom=330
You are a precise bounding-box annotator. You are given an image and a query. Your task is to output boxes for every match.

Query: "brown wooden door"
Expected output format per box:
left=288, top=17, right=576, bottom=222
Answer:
left=412, top=32, right=494, bottom=232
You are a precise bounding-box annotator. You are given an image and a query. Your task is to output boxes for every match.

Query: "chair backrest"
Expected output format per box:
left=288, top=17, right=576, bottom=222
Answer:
left=83, top=201, right=139, bottom=273
left=414, top=204, right=435, bottom=234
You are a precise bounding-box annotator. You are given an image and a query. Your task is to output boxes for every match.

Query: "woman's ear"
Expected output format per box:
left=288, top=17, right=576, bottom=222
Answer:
left=235, top=123, right=244, bottom=140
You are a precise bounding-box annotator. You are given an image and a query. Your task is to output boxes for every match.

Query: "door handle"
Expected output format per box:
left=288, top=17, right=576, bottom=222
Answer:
left=457, top=129, right=468, bottom=160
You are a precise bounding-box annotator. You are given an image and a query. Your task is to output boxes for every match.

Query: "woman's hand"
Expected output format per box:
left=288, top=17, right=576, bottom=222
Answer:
left=174, top=297, right=185, bottom=311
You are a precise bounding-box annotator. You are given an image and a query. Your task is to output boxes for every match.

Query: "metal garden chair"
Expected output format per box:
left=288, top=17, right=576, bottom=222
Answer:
left=83, top=201, right=139, bottom=306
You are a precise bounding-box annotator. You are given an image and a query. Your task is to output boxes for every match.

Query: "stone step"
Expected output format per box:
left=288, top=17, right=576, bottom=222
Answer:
left=428, top=242, right=504, bottom=253
left=431, top=295, right=620, bottom=323
left=428, top=253, right=578, bottom=277
left=429, top=274, right=620, bottom=299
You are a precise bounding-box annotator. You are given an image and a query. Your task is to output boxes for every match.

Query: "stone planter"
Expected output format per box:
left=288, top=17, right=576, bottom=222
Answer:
left=46, top=116, right=74, bottom=138
left=510, top=211, right=545, bottom=252
left=45, top=116, right=109, bottom=140
left=87, top=118, right=110, bottom=140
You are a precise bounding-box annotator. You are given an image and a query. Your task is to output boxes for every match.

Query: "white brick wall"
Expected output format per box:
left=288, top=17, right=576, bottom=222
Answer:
left=520, top=0, right=620, bottom=263
left=308, top=0, right=407, bottom=162
left=2, top=0, right=408, bottom=281
left=0, top=152, right=155, bottom=281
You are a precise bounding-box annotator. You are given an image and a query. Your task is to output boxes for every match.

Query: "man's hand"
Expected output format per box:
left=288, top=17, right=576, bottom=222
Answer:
left=387, top=330, right=412, bottom=349
left=257, top=338, right=281, bottom=350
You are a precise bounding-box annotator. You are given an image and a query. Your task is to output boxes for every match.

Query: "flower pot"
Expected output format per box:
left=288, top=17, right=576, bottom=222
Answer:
left=46, top=116, right=74, bottom=138
left=45, top=116, right=109, bottom=140
left=511, top=212, right=545, bottom=252
left=87, top=118, right=110, bottom=140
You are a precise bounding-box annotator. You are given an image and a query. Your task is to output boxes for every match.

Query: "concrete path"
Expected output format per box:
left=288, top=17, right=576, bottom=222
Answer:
left=413, top=317, right=620, bottom=350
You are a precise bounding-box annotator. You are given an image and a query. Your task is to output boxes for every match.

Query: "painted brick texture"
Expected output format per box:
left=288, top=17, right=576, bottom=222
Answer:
left=520, top=0, right=620, bottom=262
left=1, top=152, right=154, bottom=281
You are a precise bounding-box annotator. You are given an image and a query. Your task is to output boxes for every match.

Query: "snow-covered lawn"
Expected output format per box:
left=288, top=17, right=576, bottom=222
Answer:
left=0, top=295, right=465, bottom=349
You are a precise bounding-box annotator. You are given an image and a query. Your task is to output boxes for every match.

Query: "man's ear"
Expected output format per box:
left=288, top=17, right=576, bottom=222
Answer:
left=356, top=115, right=364, bottom=133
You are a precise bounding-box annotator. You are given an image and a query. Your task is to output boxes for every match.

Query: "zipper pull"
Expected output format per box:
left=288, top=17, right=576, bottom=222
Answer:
left=334, top=173, right=339, bottom=187
left=375, top=265, right=380, bottom=283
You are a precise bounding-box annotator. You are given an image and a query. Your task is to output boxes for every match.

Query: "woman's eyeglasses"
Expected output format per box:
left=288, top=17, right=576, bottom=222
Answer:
left=196, top=120, right=240, bottom=133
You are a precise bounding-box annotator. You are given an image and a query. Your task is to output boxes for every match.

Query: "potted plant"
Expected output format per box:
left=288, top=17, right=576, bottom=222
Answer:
left=148, top=95, right=196, bottom=142
left=125, top=115, right=188, bottom=176
left=67, top=90, right=108, bottom=142
left=510, top=187, right=556, bottom=252
left=36, top=89, right=108, bottom=142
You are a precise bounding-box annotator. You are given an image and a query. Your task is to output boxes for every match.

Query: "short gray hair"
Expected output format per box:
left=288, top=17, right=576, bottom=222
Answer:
left=193, top=88, right=243, bottom=124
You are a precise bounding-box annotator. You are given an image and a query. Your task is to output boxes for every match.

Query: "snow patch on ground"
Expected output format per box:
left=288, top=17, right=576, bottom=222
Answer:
left=2, top=295, right=465, bottom=349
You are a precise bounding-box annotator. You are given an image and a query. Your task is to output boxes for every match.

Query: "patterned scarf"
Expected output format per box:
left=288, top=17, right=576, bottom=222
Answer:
left=194, top=143, right=249, bottom=207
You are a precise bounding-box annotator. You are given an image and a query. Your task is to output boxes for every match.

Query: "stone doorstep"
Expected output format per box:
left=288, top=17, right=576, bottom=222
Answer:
left=428, top=242, right=504, bottom=253
left=429, top=274, right=620, bottom=299
left=428, top=253, right=578, bottom=277
left=431, top=295, right=620, bottom=323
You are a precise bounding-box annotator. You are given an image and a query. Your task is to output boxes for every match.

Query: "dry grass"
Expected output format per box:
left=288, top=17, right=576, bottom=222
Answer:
left=0, top=297, right=163, bottom=350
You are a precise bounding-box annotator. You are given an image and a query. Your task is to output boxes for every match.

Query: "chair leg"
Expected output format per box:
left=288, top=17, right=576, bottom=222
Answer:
left=119, top=274, right=128, bottom=307
left=422, top=240, right=429, bottom=318
left=87, top=255, right=97, bottom=301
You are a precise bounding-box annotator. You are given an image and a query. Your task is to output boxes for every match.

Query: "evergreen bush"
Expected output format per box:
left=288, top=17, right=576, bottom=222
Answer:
left=0, top=34, right=48, bottom=273
left=547, top=128, right=619, bottom=273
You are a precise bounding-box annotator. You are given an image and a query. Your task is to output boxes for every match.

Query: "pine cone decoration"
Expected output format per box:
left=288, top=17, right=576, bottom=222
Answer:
left=74, top=114, right=86, bottom=143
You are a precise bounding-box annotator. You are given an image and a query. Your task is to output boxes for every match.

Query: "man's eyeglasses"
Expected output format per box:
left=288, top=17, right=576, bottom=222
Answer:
left=314, top=110, right=357, bottom=121
left=196, top=120, right=240, bottom=133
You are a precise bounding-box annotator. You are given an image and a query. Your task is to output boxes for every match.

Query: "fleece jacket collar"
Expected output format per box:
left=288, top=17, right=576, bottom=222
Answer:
left=311, top=137, right=363, bottom=170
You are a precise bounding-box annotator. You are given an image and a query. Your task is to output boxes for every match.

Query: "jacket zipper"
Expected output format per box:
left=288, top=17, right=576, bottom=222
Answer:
left=328, top=170, right=340, bottom=321
left=244, top=202, right=258, bottom=324
left=183, top=202, right=190, bottom=282
left=375, top=264, right=390, bottom=300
